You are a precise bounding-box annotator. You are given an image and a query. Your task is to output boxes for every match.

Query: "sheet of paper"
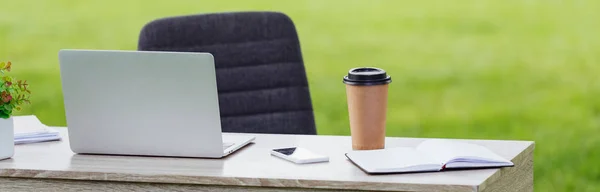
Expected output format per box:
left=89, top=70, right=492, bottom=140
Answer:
left=346, top=147, right=441, bottom=173
left=15, top=134, right=61, bottom=145
left=13, top=115, right=50, bottom=135
left=11, top=115, right=61, bottom=144
left=416, top=139, right=509, bottom=164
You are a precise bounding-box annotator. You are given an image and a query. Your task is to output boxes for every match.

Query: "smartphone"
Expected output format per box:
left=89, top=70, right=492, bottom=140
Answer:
left=271, top=147, right=329, bottom=164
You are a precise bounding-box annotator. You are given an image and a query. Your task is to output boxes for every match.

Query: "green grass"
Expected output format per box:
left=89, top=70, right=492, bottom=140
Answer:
left=2, top=0, right=600, bottom=191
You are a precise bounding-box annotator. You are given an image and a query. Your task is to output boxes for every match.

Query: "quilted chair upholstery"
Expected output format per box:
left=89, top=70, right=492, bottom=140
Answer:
left=137, top=12, right=317, bottom=134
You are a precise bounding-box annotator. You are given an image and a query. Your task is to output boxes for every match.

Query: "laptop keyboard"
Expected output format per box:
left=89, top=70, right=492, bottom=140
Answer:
left=223, top=142, right=234, bottom=150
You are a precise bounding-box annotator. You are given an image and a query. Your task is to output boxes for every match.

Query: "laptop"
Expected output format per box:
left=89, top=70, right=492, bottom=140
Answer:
left=58, top=49, right=255, bottom=158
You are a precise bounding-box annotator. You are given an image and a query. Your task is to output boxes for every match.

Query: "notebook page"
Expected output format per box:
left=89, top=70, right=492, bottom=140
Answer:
left=12, top=115, right=50, bottom=136
left=416, top=139, right=511, bottom=165
left=12, top=115, right=61, bottom=145
left=443, top=161, right=513, bottom=169
left=346, top=147, right=442, bottom=173
left=15, top=134, right=62, bottom=145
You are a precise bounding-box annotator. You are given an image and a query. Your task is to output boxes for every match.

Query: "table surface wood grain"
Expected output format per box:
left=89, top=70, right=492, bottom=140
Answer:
left=0, top=127, right=534, bottom=192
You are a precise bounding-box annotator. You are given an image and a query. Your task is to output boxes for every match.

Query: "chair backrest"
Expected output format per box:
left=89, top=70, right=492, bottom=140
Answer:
left=137, top=11, right=316, bottom=135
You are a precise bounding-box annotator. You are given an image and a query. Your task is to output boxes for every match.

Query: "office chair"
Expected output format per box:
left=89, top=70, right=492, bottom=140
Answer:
left=137, top=11, right=317, bottom=135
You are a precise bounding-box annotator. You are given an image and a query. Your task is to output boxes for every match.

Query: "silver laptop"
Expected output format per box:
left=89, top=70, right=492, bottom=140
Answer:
left=58, top=49, right=255, bottom=158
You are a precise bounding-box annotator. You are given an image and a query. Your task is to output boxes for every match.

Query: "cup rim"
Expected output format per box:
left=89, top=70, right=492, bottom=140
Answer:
left=343, top=76, right=391, bottom=85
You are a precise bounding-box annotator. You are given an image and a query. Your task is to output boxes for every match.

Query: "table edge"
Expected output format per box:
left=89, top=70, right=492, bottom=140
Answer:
left=0, top=168, right=480, bottom=191
left=477, top=141, right=535, bottom=191
left=1, top=127, right=534, bottom=191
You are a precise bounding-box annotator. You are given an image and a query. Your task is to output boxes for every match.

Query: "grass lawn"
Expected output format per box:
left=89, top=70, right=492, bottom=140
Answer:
left=2, top=0, right=599, bottom=191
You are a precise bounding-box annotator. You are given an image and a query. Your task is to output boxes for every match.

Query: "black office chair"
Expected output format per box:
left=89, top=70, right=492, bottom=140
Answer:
left=137, top=11, right=317, bottom=135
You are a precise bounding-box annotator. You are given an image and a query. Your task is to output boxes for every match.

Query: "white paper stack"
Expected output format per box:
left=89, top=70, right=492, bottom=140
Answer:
left=12, top=115, right=61, bottom=145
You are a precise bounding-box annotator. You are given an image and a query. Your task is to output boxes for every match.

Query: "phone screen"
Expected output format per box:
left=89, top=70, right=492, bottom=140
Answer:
left=273, top=147, right=298, bottom=155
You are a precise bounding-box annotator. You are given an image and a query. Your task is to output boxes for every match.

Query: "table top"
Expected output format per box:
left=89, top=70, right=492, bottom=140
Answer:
left=0, top=128, right=534, bottom=191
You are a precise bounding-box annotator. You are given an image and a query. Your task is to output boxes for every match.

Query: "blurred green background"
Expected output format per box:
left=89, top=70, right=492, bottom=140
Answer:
left=2, top=0, right=599, bottom=191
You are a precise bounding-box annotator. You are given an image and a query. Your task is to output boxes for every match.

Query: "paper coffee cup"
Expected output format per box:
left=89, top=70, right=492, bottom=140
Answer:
left=343, top=67, right=391, bottom=150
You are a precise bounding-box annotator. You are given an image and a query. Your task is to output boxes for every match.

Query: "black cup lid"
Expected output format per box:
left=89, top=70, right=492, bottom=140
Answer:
left=343, top=67, right=392, bottom=85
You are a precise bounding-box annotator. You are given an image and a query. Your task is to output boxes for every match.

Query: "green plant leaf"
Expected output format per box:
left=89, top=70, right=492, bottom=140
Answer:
left=0, top=111, right=9, bottom=119
left=0, top=61, right=31, bottom=117
left=3, top=76, right=12, bottom=82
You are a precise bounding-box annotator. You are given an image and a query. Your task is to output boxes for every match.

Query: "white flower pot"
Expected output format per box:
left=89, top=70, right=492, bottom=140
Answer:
left=0, top=117, right=14, bottom=160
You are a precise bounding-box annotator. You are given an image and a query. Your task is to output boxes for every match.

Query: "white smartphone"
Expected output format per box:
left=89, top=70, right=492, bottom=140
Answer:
left=270, top=147, right=329, bottom=164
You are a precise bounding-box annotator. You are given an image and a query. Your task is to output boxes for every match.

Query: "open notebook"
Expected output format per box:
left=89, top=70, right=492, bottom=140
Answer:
left=345, top=139, right=514, bottom=174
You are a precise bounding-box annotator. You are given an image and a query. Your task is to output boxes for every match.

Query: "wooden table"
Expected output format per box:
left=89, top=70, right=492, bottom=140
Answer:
left=0, top=128, right=534, bottom=192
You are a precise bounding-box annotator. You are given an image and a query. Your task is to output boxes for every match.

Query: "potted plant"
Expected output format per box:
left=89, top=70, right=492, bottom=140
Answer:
left=0, top=61, right=31, bottom=160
